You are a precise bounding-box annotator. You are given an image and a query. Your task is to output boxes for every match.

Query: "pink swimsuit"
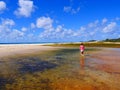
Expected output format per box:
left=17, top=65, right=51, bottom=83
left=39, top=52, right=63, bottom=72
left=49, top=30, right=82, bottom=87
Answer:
left=80, top=45, right=85, bottom=51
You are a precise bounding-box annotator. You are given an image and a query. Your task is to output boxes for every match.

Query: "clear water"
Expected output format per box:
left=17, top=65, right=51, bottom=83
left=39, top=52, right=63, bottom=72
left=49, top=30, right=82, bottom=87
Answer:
left=0, top=48, right=120, bottom=90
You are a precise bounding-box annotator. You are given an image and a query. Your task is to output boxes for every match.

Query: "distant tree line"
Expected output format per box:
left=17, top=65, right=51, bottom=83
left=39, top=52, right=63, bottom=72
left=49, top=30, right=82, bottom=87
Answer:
left=104, top=38, right=120, bottom=42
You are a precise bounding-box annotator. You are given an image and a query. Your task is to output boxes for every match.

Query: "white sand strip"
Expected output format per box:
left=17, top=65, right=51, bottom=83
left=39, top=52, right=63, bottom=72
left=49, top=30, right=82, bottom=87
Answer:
left=0, top=44, right=57, bottom=58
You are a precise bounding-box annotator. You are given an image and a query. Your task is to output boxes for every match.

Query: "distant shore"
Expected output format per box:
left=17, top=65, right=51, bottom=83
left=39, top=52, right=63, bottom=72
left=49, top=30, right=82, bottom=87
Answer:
left=48, top=42, right=120, bottom=48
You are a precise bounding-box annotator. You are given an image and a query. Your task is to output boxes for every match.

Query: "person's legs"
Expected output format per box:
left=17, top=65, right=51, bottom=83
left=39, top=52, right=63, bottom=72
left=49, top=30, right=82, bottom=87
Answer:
left=81, top=50, right=84, bottom=55
left=82, top=51, right=84, bottom=54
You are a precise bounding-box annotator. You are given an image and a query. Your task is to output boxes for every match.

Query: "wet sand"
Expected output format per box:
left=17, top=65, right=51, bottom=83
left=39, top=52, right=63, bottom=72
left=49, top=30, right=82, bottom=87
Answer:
left=87, top=48, right=120, bottom=74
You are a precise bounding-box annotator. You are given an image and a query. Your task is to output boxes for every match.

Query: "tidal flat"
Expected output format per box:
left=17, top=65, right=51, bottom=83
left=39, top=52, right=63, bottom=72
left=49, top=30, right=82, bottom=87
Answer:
left=0, top=47, right=120, bottom=90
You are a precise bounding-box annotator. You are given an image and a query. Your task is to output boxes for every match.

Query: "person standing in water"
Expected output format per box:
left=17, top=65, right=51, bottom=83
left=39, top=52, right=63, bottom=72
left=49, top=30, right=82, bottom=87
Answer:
left=80, top=43, right=85, bottom=55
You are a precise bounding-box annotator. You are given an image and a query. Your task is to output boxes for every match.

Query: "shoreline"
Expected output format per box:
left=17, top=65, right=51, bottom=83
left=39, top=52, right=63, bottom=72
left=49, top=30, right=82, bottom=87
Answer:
left=0, top=43, right=55, bottom=46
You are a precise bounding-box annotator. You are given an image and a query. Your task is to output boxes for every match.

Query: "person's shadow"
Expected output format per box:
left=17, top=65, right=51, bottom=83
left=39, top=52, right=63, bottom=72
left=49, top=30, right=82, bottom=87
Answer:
left=79, top=55, right=85, bottom=75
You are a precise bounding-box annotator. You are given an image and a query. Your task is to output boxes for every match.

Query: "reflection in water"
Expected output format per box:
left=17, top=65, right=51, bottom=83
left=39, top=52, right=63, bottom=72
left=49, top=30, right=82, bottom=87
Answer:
left=80, top=55, right=85, bottom=75
left=80, top=55, right=85, bottom=68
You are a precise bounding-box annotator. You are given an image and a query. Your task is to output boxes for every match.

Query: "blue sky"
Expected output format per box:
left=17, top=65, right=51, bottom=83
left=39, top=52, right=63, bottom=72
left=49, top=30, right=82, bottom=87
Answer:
left=0, top=0, right=120, bottom=42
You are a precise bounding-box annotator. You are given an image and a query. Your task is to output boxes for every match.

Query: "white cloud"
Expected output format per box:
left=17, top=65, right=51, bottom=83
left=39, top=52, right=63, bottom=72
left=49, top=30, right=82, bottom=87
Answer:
left=27, top=17, right=120, bottom=41
left=64, top=6, right=71, bottom=13
left=64, top=6, right=80, bottom=14
left=103, top=22, right=116, bottom=33
left=56, top=25, right=63, bottom=33
left=36, top=16, right=53, bottom=30
left=0, top=18, right=26, bottom=42
left=115, top=17, right=120, bottom=21
left=88, top=20, right=99, bottom=28
left=1, top=17, right=119, bottom=42
left=102, top=18, right=108, bottom=24
left=63, top=0, right=80, bottom=14
left=75, top=19, right=120, bottom=40
left=39, top=24, right=78, bottom=40
left=0, top=1, right=6, bottom=13
left=80, top=26, right=86, bottom=31
left=21, top=27, right=27, bottom=32
left=31, top=23, right=36, bottom=29
left=0, top=18, right=15, bottom=34
left=8, top=29, right=24, bottom=39
left=14, top=0, right=35, bottom=17
left=1, top=18, right=15, bottom=26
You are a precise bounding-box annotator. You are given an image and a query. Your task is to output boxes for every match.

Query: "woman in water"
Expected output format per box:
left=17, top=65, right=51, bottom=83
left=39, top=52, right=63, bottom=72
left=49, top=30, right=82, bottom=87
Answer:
left=80, top=43, right=85, bottom=55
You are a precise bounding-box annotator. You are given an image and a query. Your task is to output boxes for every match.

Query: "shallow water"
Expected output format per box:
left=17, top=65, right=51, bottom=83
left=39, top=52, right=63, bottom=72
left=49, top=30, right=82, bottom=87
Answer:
left=0, top=48, right=120, bottom=90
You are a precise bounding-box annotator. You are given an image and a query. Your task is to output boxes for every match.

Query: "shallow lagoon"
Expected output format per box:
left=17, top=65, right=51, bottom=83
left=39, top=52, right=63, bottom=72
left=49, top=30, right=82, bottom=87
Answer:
left=0, top=47, right=120, bottom=90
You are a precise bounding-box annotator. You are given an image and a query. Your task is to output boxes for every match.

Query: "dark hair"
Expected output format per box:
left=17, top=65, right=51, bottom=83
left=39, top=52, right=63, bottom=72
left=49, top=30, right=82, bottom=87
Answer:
left=81, top=43, right=83, bottom=45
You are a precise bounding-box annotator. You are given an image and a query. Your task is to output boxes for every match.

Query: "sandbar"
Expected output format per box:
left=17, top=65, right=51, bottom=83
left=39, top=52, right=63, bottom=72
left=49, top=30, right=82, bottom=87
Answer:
left=0, top=44, right=57, bottom=58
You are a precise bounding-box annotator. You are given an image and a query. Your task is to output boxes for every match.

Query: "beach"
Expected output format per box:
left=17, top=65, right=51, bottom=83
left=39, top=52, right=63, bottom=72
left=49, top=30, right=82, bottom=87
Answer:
left=0, top=45, right=120, bottom=90
left=0, top=44, right=58, bottom=58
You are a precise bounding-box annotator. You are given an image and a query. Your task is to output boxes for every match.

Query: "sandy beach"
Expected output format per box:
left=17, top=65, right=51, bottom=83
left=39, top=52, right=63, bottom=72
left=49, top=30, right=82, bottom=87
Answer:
left=0, top=44, right=57, bottom=58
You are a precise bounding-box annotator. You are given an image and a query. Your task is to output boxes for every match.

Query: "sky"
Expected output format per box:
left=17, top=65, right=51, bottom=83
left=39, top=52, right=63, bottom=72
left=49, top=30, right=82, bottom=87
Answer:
left=0, top=0, right=120, bottom=43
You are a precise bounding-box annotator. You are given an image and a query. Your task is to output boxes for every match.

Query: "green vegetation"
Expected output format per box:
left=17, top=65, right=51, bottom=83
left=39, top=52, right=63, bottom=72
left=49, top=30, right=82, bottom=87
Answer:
left=84, top=42, right=120, bottom=48
left=45, top=38, right=120, bottom=48
left=104, top=38, right=120, bottom=42
left=48, top=42, right=120, bottom=48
